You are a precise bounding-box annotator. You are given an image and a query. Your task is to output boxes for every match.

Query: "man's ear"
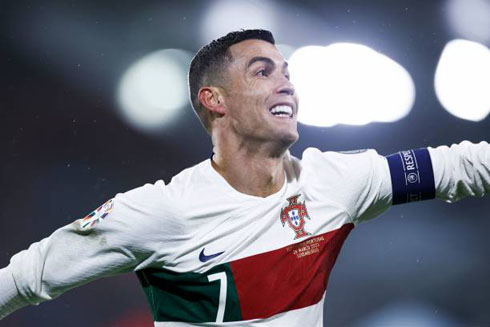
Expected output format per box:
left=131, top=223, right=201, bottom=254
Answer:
left=198, top=87, right=226, bottom=115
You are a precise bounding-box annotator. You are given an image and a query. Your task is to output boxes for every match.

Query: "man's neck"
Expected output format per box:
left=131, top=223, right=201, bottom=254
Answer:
left=211, top=145, right=287, bottom=198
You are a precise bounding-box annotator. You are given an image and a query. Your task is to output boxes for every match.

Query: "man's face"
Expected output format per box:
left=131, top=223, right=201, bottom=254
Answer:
left=221, top=39, right=299, bottom=149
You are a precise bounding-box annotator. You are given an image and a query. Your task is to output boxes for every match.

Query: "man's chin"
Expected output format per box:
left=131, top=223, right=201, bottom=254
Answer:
left=279, top=130, right=299, bottom=148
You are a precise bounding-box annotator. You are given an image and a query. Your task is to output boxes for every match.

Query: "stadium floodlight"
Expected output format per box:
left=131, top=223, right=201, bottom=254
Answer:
left=200, top=0, right=279, bottom=43
left=117, top=49, right=192, bottom=134
left=434, top=39, right=490, bottom=122
left=446, top=0, right=490, bottom=43
left=289, top=43, right=415, bottom=127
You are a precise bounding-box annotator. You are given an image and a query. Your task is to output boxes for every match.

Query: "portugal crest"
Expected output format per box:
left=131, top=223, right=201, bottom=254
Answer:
left=280, top=194, right=311, bottom=239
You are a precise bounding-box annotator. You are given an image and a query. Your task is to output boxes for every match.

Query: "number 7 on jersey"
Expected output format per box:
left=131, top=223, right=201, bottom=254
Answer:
left=207, top=272, right=228, bottom=323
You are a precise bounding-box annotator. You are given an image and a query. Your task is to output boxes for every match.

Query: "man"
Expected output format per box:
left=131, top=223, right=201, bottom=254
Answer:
left=0, top=29, right=489, bottom=326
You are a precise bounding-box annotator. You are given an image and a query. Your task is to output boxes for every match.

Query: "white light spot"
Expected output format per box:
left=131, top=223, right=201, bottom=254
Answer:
left=446, top=0, right=490, bottom=43
left=289, top=43, right=415, bottom=127
left=353, top=300, right=460, bottom=327
left=117, top=49, right=192, bottom=133
left=200, top=0, right=278, bottom=44
left=435, top=39, right=490, bottom=121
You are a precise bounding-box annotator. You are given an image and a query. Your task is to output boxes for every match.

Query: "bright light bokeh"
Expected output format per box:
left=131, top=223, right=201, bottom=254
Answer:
left=446, top=0, right=490, bottom=43
left=289, top=43, right=415, bottom=127
left=434, top=39, right=490, bottom=121
left=353, top=300, right=459, bottom=327
left=117, top=49, right=192, bottom=133
left=200, top=0, right=278, bottom=43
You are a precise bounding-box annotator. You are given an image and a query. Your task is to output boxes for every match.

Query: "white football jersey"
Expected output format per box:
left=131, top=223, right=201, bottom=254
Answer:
left=2, top=141, right=490, bottom=326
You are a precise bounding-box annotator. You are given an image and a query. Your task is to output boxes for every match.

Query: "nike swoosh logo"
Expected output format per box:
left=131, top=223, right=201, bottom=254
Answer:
left=199, top=248, right=225, bottom=262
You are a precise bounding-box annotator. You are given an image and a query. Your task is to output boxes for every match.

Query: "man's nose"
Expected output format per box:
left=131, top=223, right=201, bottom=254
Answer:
left=276, top=79, right=295, bottom=96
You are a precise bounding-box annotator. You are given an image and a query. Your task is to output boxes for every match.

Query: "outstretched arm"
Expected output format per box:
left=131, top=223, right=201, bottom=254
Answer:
left=0, top=181, right=172, bottom=320
left=429, top=141, right=490, bottom=202
left=385, top=140, right=490, bottom=206
left=320, top=140, right=490, bottom=224
left=0, top=266, right=27, bottom=319
left=0, top=198, right=146, bottom=320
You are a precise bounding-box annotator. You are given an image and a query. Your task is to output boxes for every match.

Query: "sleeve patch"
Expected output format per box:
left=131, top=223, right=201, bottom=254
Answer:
left=386, top=149, right=435, bottom=205
left=80, top=199, right=114, bottom=230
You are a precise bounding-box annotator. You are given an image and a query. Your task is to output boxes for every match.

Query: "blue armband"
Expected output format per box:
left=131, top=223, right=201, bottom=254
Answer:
left=386, top=148, right=435, bottom=205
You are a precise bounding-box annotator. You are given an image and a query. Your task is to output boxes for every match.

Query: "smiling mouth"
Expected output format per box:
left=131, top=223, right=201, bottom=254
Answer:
left=269, top=105, right=293, bottom=118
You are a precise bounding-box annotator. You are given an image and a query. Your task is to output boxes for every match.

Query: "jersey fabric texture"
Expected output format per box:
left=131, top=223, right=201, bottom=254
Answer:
left=2, top=141, right=490, bottom=326
left=133, top=147, right=392, bottom=326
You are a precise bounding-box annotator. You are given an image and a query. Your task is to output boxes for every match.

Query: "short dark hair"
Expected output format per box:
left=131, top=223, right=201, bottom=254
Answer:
left=188, top=29, right=275, bottom=133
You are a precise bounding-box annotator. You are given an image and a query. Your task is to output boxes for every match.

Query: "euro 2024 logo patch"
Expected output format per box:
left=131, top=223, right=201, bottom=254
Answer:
left=79, top=199, right=114, bottom=231
left=280, top=194, right=311, bottom=239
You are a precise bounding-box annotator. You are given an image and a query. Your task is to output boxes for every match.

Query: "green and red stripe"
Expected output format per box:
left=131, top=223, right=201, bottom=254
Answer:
left=137, top=223, right=353, bottom=323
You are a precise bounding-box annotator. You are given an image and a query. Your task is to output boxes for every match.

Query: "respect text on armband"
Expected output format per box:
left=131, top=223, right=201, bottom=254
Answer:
left=387, top=148, right=435, bottom=205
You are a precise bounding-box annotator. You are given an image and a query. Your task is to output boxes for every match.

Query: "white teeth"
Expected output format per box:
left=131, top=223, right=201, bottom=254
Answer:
left=270, top=105, right=293, bottom=117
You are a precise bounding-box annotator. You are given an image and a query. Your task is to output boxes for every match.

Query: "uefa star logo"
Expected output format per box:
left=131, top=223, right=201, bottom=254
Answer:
left=407, top=172, right=419, bottom=184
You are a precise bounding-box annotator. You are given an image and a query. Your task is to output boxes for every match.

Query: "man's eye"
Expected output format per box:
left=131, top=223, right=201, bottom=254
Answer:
left=257, top=69, right=269, bottom=77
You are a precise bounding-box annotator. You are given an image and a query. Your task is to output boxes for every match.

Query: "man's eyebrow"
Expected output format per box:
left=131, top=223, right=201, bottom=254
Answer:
left=246, top=56, right=289, bottom=69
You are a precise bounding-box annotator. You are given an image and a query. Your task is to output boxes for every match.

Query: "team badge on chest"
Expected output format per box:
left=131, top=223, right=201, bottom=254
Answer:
left=280, top=194, right=311, bottom=239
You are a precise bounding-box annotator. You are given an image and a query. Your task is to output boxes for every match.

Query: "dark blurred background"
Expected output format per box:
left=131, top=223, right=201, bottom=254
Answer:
left=1, top=0, right=489, bottom=326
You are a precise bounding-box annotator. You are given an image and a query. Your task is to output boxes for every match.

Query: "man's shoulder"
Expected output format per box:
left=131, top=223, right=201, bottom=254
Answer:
left=116, top=159, right=208, bottom=207
left=105, top=159, right=212, bottom=229
left=165, top=158, right=213, bottom=194
left=299, top=147, right=378, bottom=166
left=294, top=147, right=385, bottom=188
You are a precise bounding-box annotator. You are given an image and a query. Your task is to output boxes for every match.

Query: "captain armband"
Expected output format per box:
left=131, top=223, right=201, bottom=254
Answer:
left=386, top=148, right=435, bottom=205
